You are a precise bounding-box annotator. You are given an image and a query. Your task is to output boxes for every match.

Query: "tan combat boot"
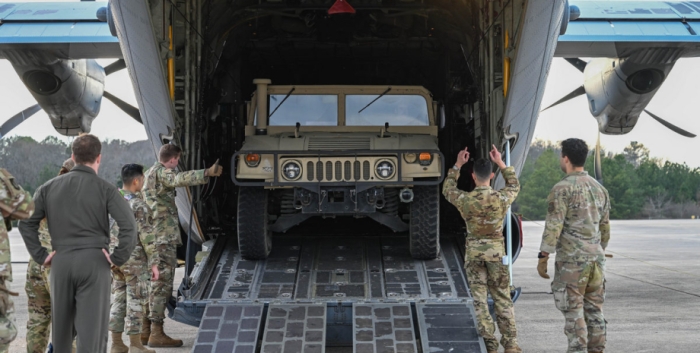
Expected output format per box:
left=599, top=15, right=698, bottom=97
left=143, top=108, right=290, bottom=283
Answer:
left=505, top=347, right=523, bottom=353
left=110, top=332, right=129, bottom=353
left=141, top=317, right=151, bottom=345
left=148, top=322, right=183, bottom=347
left=129, top=334, right=156, bottom=353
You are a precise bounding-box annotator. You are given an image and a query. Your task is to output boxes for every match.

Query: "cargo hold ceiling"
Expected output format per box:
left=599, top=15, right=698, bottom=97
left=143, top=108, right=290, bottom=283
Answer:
left=200, top=0, right=479, bottom=100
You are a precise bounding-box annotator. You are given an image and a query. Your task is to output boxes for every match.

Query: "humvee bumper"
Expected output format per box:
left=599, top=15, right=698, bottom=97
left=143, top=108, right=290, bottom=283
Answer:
left=231, top=149, right=445, bottom=187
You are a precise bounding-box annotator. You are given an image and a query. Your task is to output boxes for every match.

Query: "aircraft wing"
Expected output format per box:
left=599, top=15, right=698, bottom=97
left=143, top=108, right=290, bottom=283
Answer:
left=0, top=2, right=120, bottom=59
left=558, top=1, right=700, bottom=58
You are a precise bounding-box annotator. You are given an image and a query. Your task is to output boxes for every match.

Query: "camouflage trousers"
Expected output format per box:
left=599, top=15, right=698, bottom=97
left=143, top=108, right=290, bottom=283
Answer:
left=25, top=259, right=51, bottom=353
left=552, top=261, right=606, bottom=353
left=148, top=245, right=177, bottom=323
left=0, top=291, right=16, bottom=353
left=465, top=260, right=519, bottom=352
left=109, top=263, right=150, bottom=335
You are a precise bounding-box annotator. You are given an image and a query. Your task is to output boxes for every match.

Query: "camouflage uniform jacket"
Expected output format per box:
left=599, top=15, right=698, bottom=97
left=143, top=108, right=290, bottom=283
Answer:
left=0, top=170, right=34, bottom=279
left=38, top=219, right=52, bottom=252
left=110, top=190, right=160, bottom=268
left=540, top=171, right=611, bottom=263
left=142, top=162, right=208, bottom=246
left=442, top=166, right=519, bottom=262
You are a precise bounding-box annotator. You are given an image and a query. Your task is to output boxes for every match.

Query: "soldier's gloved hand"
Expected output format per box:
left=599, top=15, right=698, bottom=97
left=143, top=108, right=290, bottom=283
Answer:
left=537, top=252, right=550, bottom=279
left=0, top=277, right=18, bottom=316
left=205, top=159, right=222, bottom=177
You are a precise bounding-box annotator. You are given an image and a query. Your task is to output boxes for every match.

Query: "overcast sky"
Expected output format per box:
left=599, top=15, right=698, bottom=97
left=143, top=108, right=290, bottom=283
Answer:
left=1, top=0, right=698, bottom=168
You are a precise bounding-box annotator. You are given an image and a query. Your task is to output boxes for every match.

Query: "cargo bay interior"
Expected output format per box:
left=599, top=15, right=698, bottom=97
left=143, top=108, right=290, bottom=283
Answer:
left=143, top=0, right=528, bottom=352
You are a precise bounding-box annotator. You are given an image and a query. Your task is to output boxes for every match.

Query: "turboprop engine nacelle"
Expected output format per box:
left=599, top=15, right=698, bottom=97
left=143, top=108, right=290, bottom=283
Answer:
left=583, top=48, right=681, bottom=135
left=6, top=51, right=105, bottom=136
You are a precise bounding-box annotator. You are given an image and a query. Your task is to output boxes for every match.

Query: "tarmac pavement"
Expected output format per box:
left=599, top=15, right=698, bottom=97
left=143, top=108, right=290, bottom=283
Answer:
left=6, top=219, right=700, bottom=352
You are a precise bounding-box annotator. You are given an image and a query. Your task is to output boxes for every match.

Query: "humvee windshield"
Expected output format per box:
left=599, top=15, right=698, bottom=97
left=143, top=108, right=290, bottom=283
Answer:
left=266, top=94, right=430, bottom=126
left=346, top=95, right=429, bottom=126
left=269, top=94, right=338, bottom=126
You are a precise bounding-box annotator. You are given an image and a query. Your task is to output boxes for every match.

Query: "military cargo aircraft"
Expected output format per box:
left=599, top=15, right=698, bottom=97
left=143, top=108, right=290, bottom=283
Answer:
left=0, top=1, right=697, bottom=351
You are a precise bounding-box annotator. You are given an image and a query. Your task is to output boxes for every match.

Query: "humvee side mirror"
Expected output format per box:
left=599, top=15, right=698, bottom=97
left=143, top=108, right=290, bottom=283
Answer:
left=295, top=122, right=301, bottom=138
left=439, top=105, right=446, bottom=130
left=380, top=122, right=389, bottom=138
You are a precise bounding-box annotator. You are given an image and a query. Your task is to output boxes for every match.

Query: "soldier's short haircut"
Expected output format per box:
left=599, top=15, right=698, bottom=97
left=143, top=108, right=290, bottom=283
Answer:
left=473, top=158, right=492, bottom=181
left=72, top=134, right=101, bottom=164
left=561, top=138, right=588, bottom=167
left=58, top=158, right=75, bottom=176
left=121, top=163, right=144, bottom=186
left=159, top=144, right=182, bottom=162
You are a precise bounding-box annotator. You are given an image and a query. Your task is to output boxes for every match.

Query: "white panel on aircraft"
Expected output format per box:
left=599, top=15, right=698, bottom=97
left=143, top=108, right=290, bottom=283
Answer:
left=110, top=1, right=205, bottom=244
left=495, top=0, right=567, bottom=189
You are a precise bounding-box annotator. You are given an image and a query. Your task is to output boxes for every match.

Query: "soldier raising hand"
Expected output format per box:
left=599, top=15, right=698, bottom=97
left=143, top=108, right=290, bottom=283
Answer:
left=442, top=145, right=522, bottom=353
left=141, top=144, right=221, bottom=347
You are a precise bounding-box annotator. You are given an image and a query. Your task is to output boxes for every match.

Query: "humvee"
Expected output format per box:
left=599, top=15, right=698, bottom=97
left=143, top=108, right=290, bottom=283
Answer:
left=232, top=79, right=444, bottom=260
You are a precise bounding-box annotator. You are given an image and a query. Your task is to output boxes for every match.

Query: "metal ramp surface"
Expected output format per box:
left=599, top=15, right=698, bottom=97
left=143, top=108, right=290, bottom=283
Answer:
left=199, top=236, right=471, bottom=302
left=186, top=236, right=485, bottom=352
left=353, top=304, right=418, bottom=353
left=262, top=304, right=327, bottom=353
left=192, top=304, right=264, bottom=353
left=416, top=303, right=486, bottom=353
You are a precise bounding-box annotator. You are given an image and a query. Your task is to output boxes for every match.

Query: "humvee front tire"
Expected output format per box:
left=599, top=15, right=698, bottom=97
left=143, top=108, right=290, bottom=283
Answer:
left=237, top=187, right=272, bottom=260
left=409, top=185, right=440, bottom=260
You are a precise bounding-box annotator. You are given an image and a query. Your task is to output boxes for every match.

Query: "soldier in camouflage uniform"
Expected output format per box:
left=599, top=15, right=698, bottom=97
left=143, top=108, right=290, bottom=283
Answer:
left=109, top=164, right=161, bottom=353
left=25, top=158, right=74, bottom=353
left=0, top=168, right=34, bottom=353
left=141, top=144, right=221, bottom=347
left=538, top=138, right=610, bottom=353
left=442, top=145, right=522, bottom=353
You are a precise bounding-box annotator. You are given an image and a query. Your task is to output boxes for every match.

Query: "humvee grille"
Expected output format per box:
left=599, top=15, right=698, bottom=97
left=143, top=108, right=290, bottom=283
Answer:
left=344, top=161, right=352, bottom=180
left=307, top=136, right=371, bottom=150
left=326, top=161, right=333, bottom=181
left=307, top=162, right=314, bottom=181
left=335, top=161, right=342, bottom=181
left=281, top=157, right=394, bottom=182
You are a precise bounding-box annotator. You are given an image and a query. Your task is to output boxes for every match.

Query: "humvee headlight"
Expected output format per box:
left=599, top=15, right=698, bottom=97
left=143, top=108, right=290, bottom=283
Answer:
left=282, top=161, right=302, bottom=180
left=375, top=160, right=395, bottom=179
left=245, top=154, right=261, bottom=167
left=404, top=153, right=417, bottom=163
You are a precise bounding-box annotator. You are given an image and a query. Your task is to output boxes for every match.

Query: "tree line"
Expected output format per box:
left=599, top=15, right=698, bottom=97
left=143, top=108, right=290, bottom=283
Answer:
left=513, top=140, right=700, bottom=220
left=2, top=136, right=698, bottom=220
left=0, top=136, right=156, bottom=194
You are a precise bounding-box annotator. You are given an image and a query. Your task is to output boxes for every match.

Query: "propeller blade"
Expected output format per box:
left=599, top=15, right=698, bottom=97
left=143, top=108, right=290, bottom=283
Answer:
left=104, top=91, right=142, bottom=124
left=564, top=58, right=587, bottom=73
left=0, top=104, right=41, bottom=138
left=594, top=131, right=603, bottom=185
left=541, top=85, right=586, bottom=112
left=104, top=59, right=126, bottom=76
left=644, top=110, right=696, bottom=138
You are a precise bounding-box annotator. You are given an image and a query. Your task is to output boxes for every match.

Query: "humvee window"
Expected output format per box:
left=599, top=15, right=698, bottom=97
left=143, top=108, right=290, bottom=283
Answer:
left=346, top=95, right=429, bottom=126
left=268, top=94, right=338, bottom=126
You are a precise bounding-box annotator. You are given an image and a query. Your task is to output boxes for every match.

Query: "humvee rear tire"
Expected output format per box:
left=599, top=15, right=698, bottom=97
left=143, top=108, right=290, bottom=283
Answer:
left=409, top=185, right=440, bottom=260
left=237, top=187, right=272, bottom=260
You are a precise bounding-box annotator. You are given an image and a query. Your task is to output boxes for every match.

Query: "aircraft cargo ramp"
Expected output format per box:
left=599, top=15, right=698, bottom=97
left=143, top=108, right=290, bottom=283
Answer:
left=176, top=235, right=488, bottom=353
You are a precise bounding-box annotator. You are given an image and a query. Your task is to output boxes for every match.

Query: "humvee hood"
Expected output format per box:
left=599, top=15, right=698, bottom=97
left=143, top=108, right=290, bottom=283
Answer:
left=240, top=132, right=438, bottom=152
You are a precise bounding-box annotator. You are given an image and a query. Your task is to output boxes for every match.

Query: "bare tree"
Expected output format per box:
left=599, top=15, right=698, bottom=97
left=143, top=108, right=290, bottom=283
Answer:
left=641, top=191, right=673, bottom=219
